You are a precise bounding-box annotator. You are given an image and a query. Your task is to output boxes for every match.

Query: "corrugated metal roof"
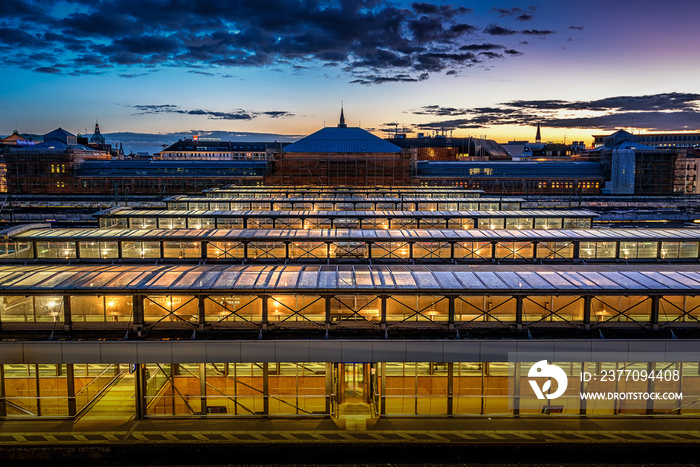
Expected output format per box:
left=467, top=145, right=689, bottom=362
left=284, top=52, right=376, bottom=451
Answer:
left=284, top=127, right=401, bottom=153
left=0, top=264, right=698, bottom=293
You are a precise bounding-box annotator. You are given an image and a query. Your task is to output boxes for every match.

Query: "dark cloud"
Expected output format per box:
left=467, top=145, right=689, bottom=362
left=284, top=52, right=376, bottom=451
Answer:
left=257, top=111, right=294, bottom=118
left=408, top=93, right=700, bottom=132
left=129, top=104, right=294, bottom=120
left=483, top=24, right=518, bottom=36
left=350, top=72, right=430, bottom=85
left=516, top=14, right=533, bottom=21
left=504, top=49, right=523, bottom=56
left=521, top=29, right=556, bottom=36
left=105, top=130, right=300, bottom=145
left=119, top=73, right=148, bottom=78
left=188, top=70, right=216, bottom=76
left=569, top=25, right=584, bottom=30
left=0, top=0, right=555, bottom=83
left=479, top=51, right=503, bottom=59
left=504, top=93, right=700, bottom=112
left=459, top=43, right=504, bottom=51
left=544, top=111, right=700, bottom=132
left=33, top=66, right=62, bottom=74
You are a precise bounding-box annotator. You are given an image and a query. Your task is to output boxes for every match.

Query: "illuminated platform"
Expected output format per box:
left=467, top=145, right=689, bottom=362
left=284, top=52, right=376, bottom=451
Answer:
left=96, top=208, right=596, bottom=230
left=165, top=196, right=522, bottom=211
left=203, top=186, right=484, bottom=198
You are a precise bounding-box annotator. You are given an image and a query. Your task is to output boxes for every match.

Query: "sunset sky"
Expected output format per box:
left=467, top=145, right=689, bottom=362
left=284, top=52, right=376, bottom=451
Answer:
left=2, top=0, right=699, bottom=147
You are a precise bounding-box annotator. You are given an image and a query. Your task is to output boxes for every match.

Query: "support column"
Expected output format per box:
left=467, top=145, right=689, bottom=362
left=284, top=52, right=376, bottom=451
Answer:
left=448, top=296, right=455, bottom=330
left=201, top=241, right=208, bottom=260
left=325, top=362, right=332, bottom=416
left=199, top=363, right=207, bottom=415
left=580, top=362, right=588, bottom=416
left=198, top=296, right=206, bottom=331
left=513, top=361, right=521, bottom=416
left=447, top=362, right=454, bottom=416
left=63, top=295, right=72, bottom=332
left=135, top=364, right=146, bottom=420
left=75, top=242, right=81, bottom=260
left=133, top=294, right=144, bottom=335
left=583, top=295, right=592, bottom=331
left=515, top=296, right=523, bottom=331
left=66, top=364, right=76, bottom=417
left=261, top=295, right=268, bottom=331
left=573, top=241, right=580, bottom=261
left=491, top=241, right=497, bottom=262
left=262, top=362, right=269, bottom=416
left=35, top=364, right=41, bottom=416
left=0, top=365, right=6, bottom=417
left=532, top=241, right=539, bottom=262
left=380, top=295, right=387, bottom=330
left=117, top=241, right=123, bottom=259
left=650, top=296, right=660, bottom=330
left=380, top=362, right=386, bottom=416
left=646, top=362, right=655, bottom=415
left=324, top=296, right=331, bottom=333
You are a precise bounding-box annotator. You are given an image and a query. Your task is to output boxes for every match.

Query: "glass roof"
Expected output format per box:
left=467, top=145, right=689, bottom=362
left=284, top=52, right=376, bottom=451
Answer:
left=94, top=209, right=598, bottom=219
left=169, top=196, right=520, bottom=203
left=0, top=264, right=697, bottom=293
left=13, top=227, right=700, bottom=242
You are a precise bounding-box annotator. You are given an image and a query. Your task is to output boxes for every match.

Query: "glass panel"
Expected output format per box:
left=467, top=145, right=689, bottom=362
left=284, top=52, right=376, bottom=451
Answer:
left=455, top=296, right=515, bottom=322
left=454, top=242, right=491, bottom=260
left=289, top=242, right=327, bottom=259
left=386, top=295, right=448, bottom=322
left=143, top=295, right=198, bottom=327
left=36, top=241, right=76, bottom=259
left=536, top=241, right=574, bottom=259
left=592, top=296, right=652, bottom=323
left=495, top=242, right=534, bottom=260
left=269, top=295, right=325, bottom=324
left=207, top=242, right=244, bottom=259
left=121, top=241, right=161, bottom=259
left=330, top=295, right=381, bottom=324
left=505, top=218, right=533, bottom=229
left=371, top=242, right=410, bottom=260
left=477, top=218, right=504, bottom=230
left=0, top=296, right=64, bottom=324
left=205, top=295, right=263, bottom=327
left=70, top=295, right=133, bottom=324
left=413, top=242, right=451, bottom=260
left=447, top=218, right=474, bottom=229
left=534, top=218, right=562, bottom=229
left=249, top=242, right=286, bottom=259
left=163, top=241, right=201, bottom=259
left=187, top=218, right=216, bottom=229
left=216, top=218, right=244, bottom=229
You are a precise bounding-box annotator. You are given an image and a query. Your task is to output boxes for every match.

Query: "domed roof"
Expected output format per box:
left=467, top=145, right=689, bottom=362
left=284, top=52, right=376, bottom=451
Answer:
left=284, top=126, right=401, bottom=153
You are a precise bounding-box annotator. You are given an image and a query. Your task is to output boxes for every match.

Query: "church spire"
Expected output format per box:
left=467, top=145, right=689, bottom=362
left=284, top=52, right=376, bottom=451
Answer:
left=338, top=102, right=347, bottom=128
left=535, top=121, right=541, bottom=143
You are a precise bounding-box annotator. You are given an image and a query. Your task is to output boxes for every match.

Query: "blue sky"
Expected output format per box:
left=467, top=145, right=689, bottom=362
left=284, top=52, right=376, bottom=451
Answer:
left=1, top=0, right=699, bottom=146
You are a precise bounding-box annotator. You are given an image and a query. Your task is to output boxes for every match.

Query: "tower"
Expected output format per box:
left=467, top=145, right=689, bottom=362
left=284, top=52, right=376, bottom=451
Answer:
left=338, top=104, right=347, bottom=128
left=535, top=122, right=541, bottom=143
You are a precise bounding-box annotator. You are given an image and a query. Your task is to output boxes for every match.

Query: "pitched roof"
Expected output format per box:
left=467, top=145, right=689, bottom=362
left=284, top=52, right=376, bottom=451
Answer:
left=283, top=127, right=401, bottom=153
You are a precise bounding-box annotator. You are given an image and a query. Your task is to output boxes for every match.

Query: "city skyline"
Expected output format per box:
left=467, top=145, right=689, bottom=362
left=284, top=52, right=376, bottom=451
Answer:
left=2, top=0, right=700, bottom=145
